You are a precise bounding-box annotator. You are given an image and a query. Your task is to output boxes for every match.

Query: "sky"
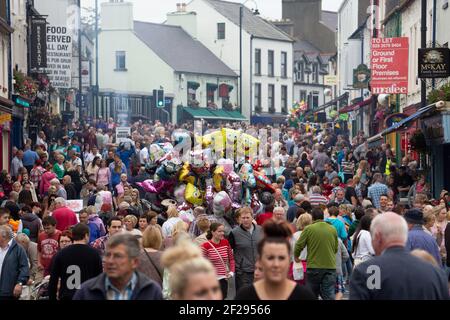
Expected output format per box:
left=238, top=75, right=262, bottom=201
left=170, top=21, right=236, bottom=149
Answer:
left=82, top=0, right=344, bottom=23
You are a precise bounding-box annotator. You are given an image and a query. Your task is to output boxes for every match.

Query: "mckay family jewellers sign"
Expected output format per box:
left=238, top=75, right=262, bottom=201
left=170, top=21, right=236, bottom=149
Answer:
left=418, top=48, right=450, bottom=78
left=371, top=37, right=409, bottom=95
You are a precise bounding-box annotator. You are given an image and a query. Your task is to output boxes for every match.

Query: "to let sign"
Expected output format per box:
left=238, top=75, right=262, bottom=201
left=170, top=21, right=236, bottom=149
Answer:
left=371, top=37, right=409, bottom=95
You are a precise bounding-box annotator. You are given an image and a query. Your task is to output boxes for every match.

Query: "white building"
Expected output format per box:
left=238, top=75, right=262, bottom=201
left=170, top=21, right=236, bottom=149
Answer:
left=170, top=0, right=294, bottom=124
left=337, top=0, right=373, bottom=138
left=96, top=0, right=239, bottom=124
left=10, top=0, right=27, bottom=73
left=0, top=0, right=13, bottom=171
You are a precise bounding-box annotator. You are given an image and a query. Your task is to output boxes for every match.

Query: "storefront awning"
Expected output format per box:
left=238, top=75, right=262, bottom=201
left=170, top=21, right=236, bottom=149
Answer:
left=251, top=113, right=287, bottom=125
left=339, top=97, right=373, bottom=114
left=183, top=107, right=246, bottom=121
left=366, top=102, right=438, bottom=147
left=383, top=104, right=436, bottom=136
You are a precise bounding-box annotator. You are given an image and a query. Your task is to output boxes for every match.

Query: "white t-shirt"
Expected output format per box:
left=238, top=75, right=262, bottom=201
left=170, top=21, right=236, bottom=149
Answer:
left=352, top=230, right=375, bottom=261
left=139, top=147, right=150, bottom=165
left=161, top=217, right=183, bottom=238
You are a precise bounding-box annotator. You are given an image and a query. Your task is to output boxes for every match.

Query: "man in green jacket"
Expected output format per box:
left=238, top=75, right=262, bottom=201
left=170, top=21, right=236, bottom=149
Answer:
left=295, top=207, right=338, bottom=300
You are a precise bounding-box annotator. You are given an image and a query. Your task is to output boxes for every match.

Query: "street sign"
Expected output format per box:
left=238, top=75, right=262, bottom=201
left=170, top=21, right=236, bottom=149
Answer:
left=76, top=93, right=87, bottom=108
left=116, top=127, right=131, bottom=144
left=324, top=75, right=337, bottom=86
left=13, top=96, right=31, bottom=108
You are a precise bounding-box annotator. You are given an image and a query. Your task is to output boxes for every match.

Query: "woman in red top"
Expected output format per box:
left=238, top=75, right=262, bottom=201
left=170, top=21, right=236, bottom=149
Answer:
left=201, top=222, right=235, bottom=299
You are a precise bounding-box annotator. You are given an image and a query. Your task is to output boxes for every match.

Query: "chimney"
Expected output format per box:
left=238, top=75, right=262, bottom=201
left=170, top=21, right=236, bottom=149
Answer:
left=176, top=3, right=182, bottom=12
left=181, top=3, right=187, bottom=12
left=102, top=1, right=134, bottom=31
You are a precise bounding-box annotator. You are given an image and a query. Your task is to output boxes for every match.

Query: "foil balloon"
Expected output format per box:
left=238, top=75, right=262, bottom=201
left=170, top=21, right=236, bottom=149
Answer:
left=174, top=184, right=187, bottom=204
left=149, top=144, right=165, bottom=163
left=213, top=191, right=232, bottom=217
left=237, top=134, right=259, bottom=159
left=222, top=128, right=240, bottom=157
left=185, top=183, right=204, bottom=206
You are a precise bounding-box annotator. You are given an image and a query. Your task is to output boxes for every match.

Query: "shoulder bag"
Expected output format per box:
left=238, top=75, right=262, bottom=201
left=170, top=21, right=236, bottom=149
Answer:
left=143, top=250, right=163, bottom=283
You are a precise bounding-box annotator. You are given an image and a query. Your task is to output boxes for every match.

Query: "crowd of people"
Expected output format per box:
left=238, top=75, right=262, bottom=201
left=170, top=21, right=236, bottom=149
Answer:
left=0, top=114, right=449, bottom=300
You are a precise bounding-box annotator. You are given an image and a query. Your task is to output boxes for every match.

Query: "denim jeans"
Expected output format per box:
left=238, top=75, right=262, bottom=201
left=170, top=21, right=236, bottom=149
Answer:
left=306, top=268, right=336, bottom=300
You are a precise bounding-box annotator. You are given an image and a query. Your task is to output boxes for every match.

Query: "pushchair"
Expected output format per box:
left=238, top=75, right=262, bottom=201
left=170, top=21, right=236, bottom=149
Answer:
left=23, top=276, right=50, bottom=300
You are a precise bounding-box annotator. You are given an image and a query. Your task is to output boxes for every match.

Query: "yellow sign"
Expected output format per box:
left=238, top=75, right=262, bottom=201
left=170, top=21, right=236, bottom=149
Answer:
left=0, top=113, right=12, bottom=124
left=324, top=75, right=338, bottom=86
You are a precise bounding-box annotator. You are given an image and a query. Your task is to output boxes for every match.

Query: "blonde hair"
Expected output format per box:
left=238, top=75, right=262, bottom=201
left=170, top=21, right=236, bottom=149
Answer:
left=161, top=242, right=216, bottom=299
left=166, top=205, right=179, bottom=219
left=142, top=225, right=162, bottom=250
left=124, top=215, right=138, bottom=227
left=411, top=249, right=439, bottom=267
left=296, top=213, right=312, bottom=231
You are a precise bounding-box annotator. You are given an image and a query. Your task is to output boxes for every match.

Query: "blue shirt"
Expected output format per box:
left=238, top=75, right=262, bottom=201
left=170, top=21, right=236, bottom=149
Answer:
left=23, top=150, right=39, bottom=166
left=88, top=222, right=101, bottom=243
left=325, top=217, right=348, bottom=242
left=367, top=182, right=389, bottom=209
left=406, top=226, right=442, bottom=267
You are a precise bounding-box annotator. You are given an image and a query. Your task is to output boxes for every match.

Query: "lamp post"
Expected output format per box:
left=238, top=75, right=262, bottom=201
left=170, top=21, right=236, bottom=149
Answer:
left=95, top=0, right=99, bottom=118
left=240, top=0, right=259, bottom=116
left=421, top=0, right=427, bottom=108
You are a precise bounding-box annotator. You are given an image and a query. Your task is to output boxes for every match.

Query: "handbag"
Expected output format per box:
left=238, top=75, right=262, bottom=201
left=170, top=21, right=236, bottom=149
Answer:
left=143, top=250, right=163, bottom=283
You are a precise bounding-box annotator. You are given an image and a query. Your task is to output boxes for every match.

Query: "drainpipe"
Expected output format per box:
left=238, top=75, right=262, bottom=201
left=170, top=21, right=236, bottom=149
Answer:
left=250, top=35, right=253, bottom=122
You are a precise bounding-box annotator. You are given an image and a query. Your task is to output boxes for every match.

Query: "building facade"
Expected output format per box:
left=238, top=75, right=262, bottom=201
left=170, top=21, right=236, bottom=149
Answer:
left=176, top=0, right=293, bottom=124
left=0, top=0, right=13, bottom=171
left=95, top=1, right=238, bottom=125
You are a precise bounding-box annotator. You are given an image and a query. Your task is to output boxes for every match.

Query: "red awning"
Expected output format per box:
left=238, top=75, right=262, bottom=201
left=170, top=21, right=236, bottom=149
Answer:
left=339, top=97, right=373, bottom=114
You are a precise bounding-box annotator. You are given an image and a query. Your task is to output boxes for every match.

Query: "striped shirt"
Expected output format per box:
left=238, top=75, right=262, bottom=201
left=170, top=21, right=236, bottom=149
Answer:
left=309, top=193, right=329, bottom=206
left=201, top=239, right=235, bottom=279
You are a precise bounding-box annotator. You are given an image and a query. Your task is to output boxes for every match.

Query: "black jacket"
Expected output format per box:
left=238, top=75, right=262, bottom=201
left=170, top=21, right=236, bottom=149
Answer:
left=64, top=183, right=78, bottom=200
left=350, top=246, right=449, bottom=300
left=0, top=239, right=29, bottom=298
left=73, top=271, right=163, bottom=300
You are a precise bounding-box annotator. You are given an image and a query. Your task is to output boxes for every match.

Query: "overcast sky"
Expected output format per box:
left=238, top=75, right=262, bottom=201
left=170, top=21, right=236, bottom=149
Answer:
left=82, top=0, right=344, bottom=23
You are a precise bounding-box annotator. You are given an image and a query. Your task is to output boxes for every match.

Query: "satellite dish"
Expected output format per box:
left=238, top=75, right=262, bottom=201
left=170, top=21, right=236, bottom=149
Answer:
left=378, top=94, right=390, bottom=106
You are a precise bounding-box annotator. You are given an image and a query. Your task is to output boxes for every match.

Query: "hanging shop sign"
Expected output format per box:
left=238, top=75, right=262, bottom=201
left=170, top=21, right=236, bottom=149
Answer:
left=418, top=48, right=450, bottom=78
left=0, top=113, right=12, bottom=124
left=371, top=37, right=409, bottom=94
left=353, top=64, right=371, bottom=89
left=30, top=17, right=48, bottom=69
left=384, top=113, right=409, bottom=129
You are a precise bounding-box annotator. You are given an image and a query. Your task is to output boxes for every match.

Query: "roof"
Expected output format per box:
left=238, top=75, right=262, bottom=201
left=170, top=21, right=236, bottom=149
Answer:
left=204, top=0, right=293, bottom=42
left=133, top=21, right=237, bottom=77
left=321, top=10, right=338, bottom=32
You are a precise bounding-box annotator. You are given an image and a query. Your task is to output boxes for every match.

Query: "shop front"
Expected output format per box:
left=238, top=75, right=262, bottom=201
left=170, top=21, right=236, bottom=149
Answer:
left=0, top=96, right=13, bottom=171
left=421, top=107, right=450, bottom=198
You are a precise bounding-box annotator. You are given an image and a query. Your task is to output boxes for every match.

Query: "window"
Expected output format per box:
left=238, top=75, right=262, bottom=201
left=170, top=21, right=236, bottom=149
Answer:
left=281, top=86, right=287, bottom=113
left=255, top=49, right=261, bottom=75
left=312, top=63, right=318, bottom=83
left=217, top=23, right=225, bottom=40
left=281, top=52, right=287, bottom=78
left=268, top=84, right=275, bottom=112
left=296, top=61, right=305, bottom=82
left=312, top=92, right=319, bottom=109
left=254, top=83, right=261, bottom=111
left=115, top=51, right=126, bottom=70
left=268, top=50, right=274, bottom=77
left=300, top=90, right=307, bottom=103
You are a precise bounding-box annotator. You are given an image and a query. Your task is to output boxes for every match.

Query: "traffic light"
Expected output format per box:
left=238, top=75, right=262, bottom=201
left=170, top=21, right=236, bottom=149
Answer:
left=154, top=89, right=164, bottom=108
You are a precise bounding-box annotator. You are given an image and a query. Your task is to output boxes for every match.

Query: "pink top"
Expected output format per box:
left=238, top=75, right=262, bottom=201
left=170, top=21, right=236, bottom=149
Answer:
left=97, top=167, right=111, bottom=187
left=52, top=207, right=78, bottom=231
left=40, top=171, right=57, bottom=196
